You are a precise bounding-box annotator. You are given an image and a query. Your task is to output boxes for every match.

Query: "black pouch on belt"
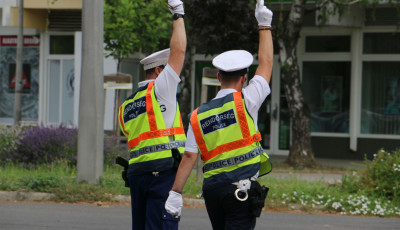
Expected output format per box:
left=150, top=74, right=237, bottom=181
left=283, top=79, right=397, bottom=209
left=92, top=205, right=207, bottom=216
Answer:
left=171, top=148, right=182, bottom=170
left=249, top=181, right=269, bottom=217
left=115, top=156, right=129, bottom=187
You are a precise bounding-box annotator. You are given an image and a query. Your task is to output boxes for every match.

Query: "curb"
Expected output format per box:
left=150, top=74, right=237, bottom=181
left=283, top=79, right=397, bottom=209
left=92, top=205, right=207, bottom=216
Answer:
left=0, top=191, right=205, bottom=206
left=183, top=198, right=205, bottom=206
left=0, top=191, right=56, bottom=201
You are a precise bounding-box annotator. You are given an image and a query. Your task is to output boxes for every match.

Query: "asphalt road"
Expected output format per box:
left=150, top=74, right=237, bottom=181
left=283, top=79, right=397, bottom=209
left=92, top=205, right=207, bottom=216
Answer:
left=0, top=202, right=398, bottom=230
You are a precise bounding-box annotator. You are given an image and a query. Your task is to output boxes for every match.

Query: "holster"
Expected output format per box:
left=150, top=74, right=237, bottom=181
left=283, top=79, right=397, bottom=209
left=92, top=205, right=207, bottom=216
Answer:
left=249, top=181, right=269, bottom=217
left=171, top=148, right=182, bottom=170
left=115, top=156, right=129, bottom=187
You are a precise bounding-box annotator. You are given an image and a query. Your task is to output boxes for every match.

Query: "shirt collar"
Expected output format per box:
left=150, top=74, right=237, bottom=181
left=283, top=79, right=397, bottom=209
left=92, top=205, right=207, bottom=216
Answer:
left=138, top=79, right=155, bottom=88
left=214, top=88, right=238, bottom=100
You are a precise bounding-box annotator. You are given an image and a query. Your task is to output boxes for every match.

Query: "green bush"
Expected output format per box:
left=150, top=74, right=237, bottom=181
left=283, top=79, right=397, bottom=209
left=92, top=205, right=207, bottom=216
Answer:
left=341, top=148, right=400, bottom=200
left=359, top=148, right=400, bottom=200
left=22, top=175, right=65, bottom=193
left=0, top=125, right=21, bottom=164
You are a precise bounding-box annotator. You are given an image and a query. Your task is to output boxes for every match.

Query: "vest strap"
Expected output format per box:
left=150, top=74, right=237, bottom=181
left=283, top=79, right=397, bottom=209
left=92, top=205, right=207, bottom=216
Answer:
left=128, top=127, right=185, bottom=149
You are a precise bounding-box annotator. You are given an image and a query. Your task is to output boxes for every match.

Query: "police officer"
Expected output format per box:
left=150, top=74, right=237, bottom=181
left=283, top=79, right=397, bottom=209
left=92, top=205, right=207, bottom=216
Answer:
left=165, top=1, right=273, bottom=229
left=118, top=0, right=186, bottom=229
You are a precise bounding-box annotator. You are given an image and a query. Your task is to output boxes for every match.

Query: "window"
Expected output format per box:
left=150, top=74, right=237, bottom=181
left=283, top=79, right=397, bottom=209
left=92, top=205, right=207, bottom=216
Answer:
left=303, top=62, right=351, bottom=133
left=50, top=35, right=74, bottom=55
left=279, top=85, right=290, bottom=149
left=48, top=59, right=74, bottom=124
left=305, top=36, right=351, bottom=52
left=361, top=62, right=400, bottom=135
left=363, top=33, right=400, bottom=54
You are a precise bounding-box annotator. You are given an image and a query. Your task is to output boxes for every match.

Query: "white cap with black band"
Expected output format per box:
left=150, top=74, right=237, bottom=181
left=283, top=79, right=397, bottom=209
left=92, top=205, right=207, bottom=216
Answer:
left=212, top=50, right=253, bottom=75
left=140, top=48, right=170, bottom=71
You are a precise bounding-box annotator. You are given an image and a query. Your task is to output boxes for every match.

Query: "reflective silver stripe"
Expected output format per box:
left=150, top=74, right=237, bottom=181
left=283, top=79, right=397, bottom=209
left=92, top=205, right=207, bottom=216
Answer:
left=202, top=146, right=263, bottom=173
left=130, top=141, right=185, bottom=159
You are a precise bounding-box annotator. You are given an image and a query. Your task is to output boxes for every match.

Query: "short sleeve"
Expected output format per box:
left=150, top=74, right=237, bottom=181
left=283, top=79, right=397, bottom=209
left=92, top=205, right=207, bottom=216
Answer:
left=242, top=75, right=271, bottom=129
left=154, top=64, right=181, bottom=102
left=184, top=124, right=199, bottom=154
left=153, top=64, right=181, bottom=128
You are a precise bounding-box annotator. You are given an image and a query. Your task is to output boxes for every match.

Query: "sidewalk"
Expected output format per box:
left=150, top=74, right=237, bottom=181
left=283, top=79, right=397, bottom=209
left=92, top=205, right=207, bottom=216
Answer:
left=268, top=154, right=366, bottom=184
left=268, top=154, right=366, bottom=170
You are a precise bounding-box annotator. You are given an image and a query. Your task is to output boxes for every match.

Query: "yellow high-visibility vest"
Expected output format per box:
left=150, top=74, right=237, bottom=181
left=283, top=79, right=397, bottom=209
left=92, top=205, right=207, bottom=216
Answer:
left=190, top=92, right=272, bottom=189
left=119, top=81, right=186, bottom=174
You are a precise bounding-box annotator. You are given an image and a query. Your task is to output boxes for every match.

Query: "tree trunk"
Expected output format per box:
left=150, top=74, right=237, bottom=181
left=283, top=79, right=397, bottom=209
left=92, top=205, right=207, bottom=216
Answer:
left=178, top=44, right=193, bottom=133
left=277, top=0, right=317, bottom=168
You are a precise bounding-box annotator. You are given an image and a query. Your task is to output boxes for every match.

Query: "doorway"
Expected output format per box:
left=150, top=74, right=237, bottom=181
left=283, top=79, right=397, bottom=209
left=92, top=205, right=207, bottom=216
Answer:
left=258, top=58, right=290, bottom=156
left=44, top=34, right=75, bottom=125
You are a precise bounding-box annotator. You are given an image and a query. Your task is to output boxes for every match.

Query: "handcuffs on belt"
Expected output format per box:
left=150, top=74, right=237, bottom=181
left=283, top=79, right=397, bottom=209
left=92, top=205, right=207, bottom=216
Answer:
left=232, top=179, right=252, bottom=201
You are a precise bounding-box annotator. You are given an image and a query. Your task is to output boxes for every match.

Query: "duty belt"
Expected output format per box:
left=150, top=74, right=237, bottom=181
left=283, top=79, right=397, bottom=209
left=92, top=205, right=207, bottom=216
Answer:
left=130, top=141, right=185, bottom=159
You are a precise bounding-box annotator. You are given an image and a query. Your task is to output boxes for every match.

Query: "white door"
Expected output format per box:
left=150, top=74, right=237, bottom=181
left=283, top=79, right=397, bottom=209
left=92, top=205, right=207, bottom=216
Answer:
left=261, top=57, right=290, bottom=156
left=45, top=34, right=75, bottom=125
left=47, top=59, right=74, bottom=124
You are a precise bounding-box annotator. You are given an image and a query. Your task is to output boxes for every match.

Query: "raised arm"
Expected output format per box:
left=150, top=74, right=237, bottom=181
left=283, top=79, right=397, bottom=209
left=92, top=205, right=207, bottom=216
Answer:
left=167, top=0, right=187, bottom=75
left=254, top=0, right=273, bottom=83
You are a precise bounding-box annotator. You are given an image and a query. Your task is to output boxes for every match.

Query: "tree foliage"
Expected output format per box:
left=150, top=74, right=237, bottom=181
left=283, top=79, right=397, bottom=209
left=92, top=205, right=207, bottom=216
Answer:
left=104, top=0, right=172, bottom=70
left=185, top=0, right=259, bottom=55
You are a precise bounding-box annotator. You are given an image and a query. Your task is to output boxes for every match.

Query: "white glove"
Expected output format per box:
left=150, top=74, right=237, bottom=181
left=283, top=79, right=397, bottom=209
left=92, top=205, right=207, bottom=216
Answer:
left=168, top=0, right=185, bottom=15
left=255, top=0, right=273, bottom=27
left=165, top=190, right=183, bottom=217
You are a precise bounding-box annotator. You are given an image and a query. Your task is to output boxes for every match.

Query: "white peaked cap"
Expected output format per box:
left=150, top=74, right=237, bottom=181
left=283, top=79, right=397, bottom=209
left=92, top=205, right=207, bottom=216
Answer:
left=140, top=48, right=170, bottom=71
left=212, top=50, right=253, bottom=72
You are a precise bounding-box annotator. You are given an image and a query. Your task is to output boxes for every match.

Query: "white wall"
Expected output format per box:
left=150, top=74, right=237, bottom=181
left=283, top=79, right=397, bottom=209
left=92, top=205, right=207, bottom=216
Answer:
left=0, top=0, right=17, bottom=6
left=74, top=33, right=117, bottom=130
left=0, top=0, right=17, bottom=26
left=103, top=50, right=117, bottom=75
left=103, top=49, right=118, bottom=131
left=74, top=31, right=82, bottom=127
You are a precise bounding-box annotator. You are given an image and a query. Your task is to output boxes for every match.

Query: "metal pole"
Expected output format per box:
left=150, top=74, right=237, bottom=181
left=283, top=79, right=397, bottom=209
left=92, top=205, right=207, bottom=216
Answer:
left=77, top=0, right=104, bottom=184
left=13, top=0, right=24, bottom=125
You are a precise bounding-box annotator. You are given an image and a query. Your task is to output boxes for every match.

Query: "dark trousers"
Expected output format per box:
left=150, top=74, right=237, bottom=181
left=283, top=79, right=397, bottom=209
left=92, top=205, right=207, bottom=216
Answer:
left=128, top=169, right=179, bottom=230
left=203, top=184, right=256, bottom=230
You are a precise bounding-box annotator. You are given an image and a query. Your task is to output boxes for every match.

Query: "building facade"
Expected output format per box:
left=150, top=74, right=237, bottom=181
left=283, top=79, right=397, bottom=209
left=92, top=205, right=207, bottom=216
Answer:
left=0, top=1, right=398, bottom=159
left=191, top=4, right=400, bottom=160
left=0, top=0, right=124, bottom=129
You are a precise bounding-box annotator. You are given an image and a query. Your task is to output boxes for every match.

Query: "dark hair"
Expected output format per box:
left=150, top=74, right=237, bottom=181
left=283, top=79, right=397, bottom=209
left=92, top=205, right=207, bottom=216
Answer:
left=219, top=68, right=247, bottom=84
left=219, top=73, right=243, bottom=83
left=145, top=65, right=165, bottom=78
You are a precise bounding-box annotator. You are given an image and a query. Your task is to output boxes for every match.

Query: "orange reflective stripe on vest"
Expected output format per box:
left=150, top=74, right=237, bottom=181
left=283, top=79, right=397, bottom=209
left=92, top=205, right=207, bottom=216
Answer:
left=191, top=92, right=262, bottom=161
left=128, top=126, right=185, bottom=149
left=233, top=92, right=250, bottom=138
left=191, top=108, right=208, bottom=154
left=146, top=81, right=157, bottom=131
left=119, top=104, right=129, bottom=136
left=125, top=81, right=185, bottom=149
